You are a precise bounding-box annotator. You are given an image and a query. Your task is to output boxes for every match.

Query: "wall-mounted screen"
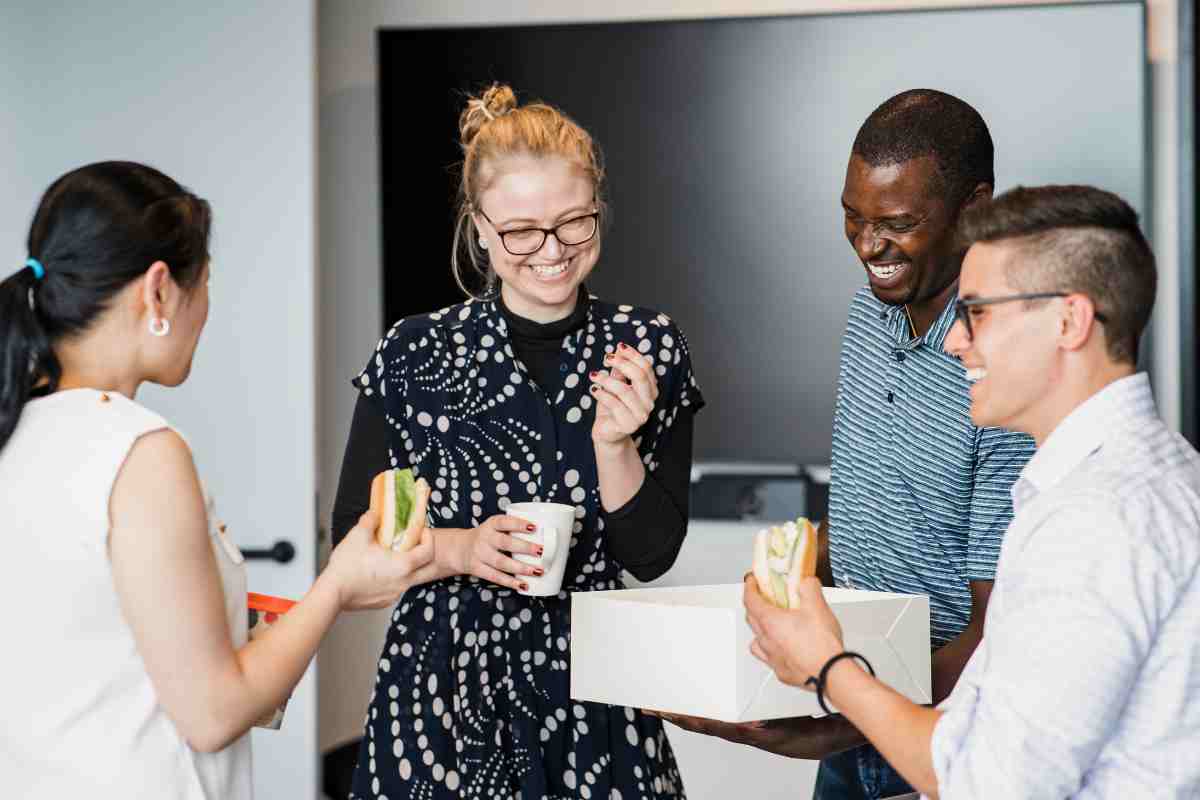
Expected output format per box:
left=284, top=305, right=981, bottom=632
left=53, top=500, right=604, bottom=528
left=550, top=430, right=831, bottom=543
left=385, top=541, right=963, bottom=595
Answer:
left=379, top=3, right=1146, bottom=465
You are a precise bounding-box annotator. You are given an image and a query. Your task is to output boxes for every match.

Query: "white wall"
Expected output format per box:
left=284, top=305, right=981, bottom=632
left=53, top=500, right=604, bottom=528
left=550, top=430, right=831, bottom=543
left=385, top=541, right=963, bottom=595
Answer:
left=1, top=3, right=320, bottom=798
left=0, top=10, right=58, bottom=257
left=317, top=0, right=1184, bottom=759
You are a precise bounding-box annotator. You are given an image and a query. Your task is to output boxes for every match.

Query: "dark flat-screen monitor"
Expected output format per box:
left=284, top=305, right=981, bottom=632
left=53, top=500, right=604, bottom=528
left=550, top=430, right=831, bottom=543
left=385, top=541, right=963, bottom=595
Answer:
left=378, top=3, right=1146, bottom=465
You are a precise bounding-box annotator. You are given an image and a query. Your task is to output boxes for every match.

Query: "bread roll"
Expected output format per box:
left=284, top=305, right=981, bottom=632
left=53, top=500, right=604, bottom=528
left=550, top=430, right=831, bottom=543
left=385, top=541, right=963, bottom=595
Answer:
left=369, top=468, right=431, bottom=550
left=751, top=517, right=818, bottom=608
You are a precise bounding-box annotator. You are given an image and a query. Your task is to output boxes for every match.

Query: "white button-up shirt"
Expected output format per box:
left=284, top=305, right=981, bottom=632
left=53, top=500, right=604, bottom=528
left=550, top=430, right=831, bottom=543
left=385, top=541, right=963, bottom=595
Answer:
left=928, top=373, right=1200, bottom=799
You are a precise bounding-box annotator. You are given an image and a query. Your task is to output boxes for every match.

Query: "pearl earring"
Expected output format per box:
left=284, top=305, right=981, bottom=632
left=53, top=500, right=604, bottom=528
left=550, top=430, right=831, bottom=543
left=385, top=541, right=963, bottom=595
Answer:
left=149, top=317, right=171, bottom=337
left=478, top=238, right=488, bottom=250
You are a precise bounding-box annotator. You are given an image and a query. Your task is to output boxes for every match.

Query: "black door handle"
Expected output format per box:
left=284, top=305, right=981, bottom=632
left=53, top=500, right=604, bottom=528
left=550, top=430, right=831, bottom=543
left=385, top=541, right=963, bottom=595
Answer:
left=242, top=540, right=295, bottom=564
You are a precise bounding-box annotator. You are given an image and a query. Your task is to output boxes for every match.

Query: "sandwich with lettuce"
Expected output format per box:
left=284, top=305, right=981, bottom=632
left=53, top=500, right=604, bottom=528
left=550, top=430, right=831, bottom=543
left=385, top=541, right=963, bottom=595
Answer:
left=751, top=517, right=818, bottom=608
left=369, top=468, right=431, bottom=551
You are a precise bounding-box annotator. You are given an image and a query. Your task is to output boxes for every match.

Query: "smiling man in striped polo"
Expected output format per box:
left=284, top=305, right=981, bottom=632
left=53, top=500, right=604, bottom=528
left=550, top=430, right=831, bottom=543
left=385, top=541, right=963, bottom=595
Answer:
left=657, top=90, right=1035, bottom=800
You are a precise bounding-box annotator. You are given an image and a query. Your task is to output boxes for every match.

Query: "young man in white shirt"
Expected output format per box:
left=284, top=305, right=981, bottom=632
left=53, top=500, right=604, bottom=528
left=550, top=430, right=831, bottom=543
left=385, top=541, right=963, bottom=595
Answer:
left=744, top=184, right=1200, bottom=799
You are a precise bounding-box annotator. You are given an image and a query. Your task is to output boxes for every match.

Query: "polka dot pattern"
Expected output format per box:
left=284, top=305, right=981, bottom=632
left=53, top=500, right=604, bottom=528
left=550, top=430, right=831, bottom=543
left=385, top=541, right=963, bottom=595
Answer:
left=349, top=296, right=701, bottom=799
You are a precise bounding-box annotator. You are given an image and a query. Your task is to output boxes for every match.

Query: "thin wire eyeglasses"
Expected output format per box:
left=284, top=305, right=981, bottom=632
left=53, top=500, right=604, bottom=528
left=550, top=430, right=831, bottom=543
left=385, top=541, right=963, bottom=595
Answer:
left=953, top=292, right=1108, bottom=341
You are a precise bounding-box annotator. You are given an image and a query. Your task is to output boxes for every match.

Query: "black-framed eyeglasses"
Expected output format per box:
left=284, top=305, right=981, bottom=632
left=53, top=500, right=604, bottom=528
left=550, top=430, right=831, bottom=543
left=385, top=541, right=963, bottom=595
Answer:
left=476, top=208, right=599, bottom=256
left=953, top=292, right=1108, bottom=341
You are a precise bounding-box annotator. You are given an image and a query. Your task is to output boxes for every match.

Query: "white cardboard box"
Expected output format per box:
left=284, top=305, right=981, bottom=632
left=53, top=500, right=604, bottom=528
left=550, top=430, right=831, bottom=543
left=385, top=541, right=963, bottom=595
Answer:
left=571, top=583, right=931, bottom=722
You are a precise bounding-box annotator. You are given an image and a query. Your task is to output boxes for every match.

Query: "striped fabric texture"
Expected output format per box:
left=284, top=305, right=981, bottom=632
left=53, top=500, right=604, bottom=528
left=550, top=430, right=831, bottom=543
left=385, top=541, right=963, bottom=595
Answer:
left=827, top=287, right=1036, bottom=646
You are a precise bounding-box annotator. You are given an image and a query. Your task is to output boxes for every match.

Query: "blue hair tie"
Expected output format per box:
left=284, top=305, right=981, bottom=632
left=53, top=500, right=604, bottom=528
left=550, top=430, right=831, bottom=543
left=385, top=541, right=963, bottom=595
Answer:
left=25, top=257, right=45, bottom=280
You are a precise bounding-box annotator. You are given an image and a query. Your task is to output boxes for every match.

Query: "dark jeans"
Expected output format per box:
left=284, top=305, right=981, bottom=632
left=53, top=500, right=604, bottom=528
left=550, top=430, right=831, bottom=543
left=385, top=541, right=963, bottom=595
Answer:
left=813, top=743, right=913, bottom=800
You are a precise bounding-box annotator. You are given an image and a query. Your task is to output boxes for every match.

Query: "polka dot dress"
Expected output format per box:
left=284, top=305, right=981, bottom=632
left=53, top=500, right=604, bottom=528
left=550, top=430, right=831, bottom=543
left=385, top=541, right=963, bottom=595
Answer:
left=348, top=296, right=704, bottom=800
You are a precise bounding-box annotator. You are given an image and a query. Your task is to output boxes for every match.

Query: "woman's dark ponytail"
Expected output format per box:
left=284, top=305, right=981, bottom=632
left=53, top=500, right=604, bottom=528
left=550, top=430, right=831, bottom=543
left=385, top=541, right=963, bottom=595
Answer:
left=0, top=265, right=58, bottom=451
left=0, top=161, right=211, bottom=454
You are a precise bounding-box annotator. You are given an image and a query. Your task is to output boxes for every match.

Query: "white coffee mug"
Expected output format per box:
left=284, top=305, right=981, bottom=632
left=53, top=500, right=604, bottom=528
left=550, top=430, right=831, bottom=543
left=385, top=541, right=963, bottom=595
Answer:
left=507, top=501, right=575, bottom=597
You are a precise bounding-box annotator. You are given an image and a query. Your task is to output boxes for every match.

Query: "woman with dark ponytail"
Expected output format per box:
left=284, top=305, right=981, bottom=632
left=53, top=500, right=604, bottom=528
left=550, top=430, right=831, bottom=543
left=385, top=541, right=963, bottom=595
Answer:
left=0, top=162, right=436, bottom=799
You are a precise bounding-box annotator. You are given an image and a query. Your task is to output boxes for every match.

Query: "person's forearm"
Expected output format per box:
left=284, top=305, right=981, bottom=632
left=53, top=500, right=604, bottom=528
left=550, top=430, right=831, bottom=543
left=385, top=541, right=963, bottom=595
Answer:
left=658, top=710, right=867, bottom=760
left=332, top=394, right=393, bottom=547
left=771, top=713, right=866, bottom=759
left=603, top=475, right=685, bottom=582
left=824, top=661, right=942, bottom=797
left=195, top=571, right=343, bottom=751
left=931, top=619, right=984, bottom=704
left=427, top=527, right=472, bottom=582
left=602, top=413, right=692, bottom=582
left=595, top=437, right=646, bottom=511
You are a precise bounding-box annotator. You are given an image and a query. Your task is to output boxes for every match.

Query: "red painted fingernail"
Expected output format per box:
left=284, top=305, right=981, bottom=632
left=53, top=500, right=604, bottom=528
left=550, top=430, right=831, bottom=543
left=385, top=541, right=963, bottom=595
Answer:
left=536, top=546, right=545, bottom=555
left=618, top=342, right=629, bottom=351
left=533, top=568, right=544, bottom=576
left=520, top=583, right=529, bottom=591
left=589, top=385, right=600, bottom=394
left=590, top=371, right=600, bottom=378
left=527, top=524, right=536, bottom=532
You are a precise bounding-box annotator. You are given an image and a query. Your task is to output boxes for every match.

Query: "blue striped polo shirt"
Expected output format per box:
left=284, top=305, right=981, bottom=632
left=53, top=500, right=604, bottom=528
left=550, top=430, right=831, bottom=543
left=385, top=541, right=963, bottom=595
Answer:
left=828, top=287, right=1036, bottom=646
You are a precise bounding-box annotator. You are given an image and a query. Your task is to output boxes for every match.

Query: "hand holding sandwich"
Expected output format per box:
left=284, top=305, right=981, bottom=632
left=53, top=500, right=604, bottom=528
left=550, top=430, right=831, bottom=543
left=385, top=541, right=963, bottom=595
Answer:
left=647, top=521, right=864, bottom=760
left=646, top=542, right=864, bottom=760
left=325, top=510, right=438, bottom=610
left=745, top=517, right=845, bottom=688
left=744, top=574, right=844, bottom=690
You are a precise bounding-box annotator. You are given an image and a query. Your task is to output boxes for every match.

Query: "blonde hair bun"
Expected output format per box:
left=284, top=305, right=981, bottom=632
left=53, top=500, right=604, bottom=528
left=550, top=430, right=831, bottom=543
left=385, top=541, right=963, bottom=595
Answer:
left=459, top=84, right=518, bottom=150
left=450, top=83, right=606, bottom=300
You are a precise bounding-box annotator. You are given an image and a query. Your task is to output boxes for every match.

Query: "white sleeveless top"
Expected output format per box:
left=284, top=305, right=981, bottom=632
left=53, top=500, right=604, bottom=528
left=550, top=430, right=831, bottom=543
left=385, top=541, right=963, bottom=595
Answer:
left=0, top=389, right=253, bottom=799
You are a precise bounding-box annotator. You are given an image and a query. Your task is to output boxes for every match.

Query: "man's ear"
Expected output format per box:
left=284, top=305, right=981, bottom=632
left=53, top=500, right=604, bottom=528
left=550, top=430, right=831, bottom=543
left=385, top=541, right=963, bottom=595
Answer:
left=1058, top=293, right=1102, bottom=353
left=962, top=182, right=993, bottom=212
left=950, top=183, right=994, bottom=251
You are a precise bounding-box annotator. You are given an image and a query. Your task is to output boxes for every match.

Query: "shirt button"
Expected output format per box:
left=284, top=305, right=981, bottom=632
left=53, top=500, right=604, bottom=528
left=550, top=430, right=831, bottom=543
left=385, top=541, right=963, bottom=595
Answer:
left=895, top=351, right=906, bottom=363
left=879, top=310, right=888, bottom=320
left=887, top=391, right=894, bottom=403
left=560, top=364, right=568, bottom=373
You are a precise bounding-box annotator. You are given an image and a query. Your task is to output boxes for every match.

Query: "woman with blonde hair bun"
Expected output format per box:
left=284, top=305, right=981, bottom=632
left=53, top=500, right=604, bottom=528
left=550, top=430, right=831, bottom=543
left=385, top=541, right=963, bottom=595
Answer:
left=334, top=84, right=704, bottom=798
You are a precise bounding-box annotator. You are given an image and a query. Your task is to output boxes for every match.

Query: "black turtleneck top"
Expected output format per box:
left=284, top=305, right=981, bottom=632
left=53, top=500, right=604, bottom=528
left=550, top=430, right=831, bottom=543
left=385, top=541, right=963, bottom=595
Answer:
left=330, top=293, right=693, bottom=582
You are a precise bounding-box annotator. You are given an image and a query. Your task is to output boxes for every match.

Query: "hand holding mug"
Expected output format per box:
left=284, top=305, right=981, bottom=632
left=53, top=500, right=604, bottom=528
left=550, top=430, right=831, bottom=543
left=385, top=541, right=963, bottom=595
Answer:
left=507, top=502, right=575, bottom=597
left=454, top=514, right=546, bottom=592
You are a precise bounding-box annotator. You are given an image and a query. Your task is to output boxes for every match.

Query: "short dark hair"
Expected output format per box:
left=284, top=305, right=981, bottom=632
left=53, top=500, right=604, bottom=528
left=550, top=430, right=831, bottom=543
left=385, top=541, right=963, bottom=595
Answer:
left=0, top=161, right=211, bottom=453
left=959, top=185, right=1155, bottom=364
left=852, top=89, right=994, bottom=208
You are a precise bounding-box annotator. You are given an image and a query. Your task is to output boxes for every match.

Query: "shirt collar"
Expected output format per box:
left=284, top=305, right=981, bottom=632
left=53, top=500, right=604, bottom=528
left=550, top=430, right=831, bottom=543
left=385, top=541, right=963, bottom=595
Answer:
left=1014, top=372, right=1156, bottom=505
left=877, top=287, right=958, bottom=350
left=922, top=291, right=959, bottom=350
left=497, top=286, right=590, bottom=342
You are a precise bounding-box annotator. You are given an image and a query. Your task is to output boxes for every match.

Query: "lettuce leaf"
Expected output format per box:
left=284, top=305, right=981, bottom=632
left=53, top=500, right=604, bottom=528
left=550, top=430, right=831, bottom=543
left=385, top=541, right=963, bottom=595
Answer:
left=394, top=468, right=417, bottom=529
